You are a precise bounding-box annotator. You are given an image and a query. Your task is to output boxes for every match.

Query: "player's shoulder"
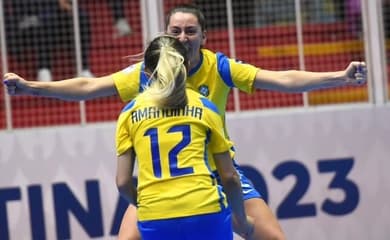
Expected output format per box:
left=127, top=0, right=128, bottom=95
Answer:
left=112, top=62, right=143, bottom=80
left=120, top=62, right=143, bottom=74
left=119, top=93, right=149, bottom=114
left=120, top=99, right=137, bottom=114
left=201, top=48, right=217, bottom=56
left=201, top=48, right=229, bottom=62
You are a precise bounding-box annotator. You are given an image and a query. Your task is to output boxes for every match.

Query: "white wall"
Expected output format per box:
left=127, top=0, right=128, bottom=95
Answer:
left=1, top=106, right=389, bottom=239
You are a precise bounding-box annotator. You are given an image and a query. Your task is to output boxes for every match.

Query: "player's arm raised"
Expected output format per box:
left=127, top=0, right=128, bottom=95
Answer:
left=254, top=61, right=367, bottom=92
left=3, top=72, right=118, bottom=101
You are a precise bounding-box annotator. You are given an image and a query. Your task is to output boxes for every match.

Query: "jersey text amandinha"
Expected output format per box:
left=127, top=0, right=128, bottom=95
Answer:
left=131, top=105, right=203, bottom=123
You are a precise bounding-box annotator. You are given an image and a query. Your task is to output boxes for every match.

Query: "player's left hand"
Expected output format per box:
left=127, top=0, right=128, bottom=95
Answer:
left=345, top=61, right=367, bottom=85
left=58, top=0, right=72, bottom=11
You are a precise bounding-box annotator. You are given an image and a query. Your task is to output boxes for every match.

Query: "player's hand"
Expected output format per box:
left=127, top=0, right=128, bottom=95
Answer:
left=242, top=215, right=254, bottom=240
left=3, top=73, right=35, bottom=96
left=345, top=61, right=367, bottom=85
left=233, top=214, right=254, bottom=240
left=58, top=0, right=72, bottom=11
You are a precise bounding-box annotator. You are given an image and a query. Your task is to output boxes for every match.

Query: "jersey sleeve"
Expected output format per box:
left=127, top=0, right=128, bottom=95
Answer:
left=112, top=62, right=143, bottom=102
left=216, top=52, right=258, bottom=94
left=115, top=103, right=134, bottom=156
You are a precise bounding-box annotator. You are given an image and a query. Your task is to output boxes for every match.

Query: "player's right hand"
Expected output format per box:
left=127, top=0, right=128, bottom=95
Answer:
left=3, top=73, right=34, bottom=96
left=234, top=215, right=255, bottom=240
left=243, top=215, right=255, bottom=240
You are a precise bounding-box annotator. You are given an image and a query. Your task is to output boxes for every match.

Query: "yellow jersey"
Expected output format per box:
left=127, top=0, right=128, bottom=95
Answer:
left=116, top=88, right=232, bottom=221
left=113, top=49, right=258, bottom=169
left=113, top=48, right=258, bottom=136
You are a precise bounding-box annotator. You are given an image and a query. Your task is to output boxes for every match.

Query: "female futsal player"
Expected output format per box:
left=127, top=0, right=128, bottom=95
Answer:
left=115, top=34, right=253, bottom=239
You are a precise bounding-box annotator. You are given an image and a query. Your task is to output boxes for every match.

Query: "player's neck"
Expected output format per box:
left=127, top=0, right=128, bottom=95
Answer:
left=189, top=52, right=202, bottom=72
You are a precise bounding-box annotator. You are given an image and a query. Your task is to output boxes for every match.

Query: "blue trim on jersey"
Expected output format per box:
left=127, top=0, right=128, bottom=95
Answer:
left=189, top=52, right=203, bottom=76
left=203, top=129, right=212, bottom=173
left=203, top=130, right=213, bottom=173
left=230, top=146, right=236, bottom=154
left=139, top=63, right=149, bottom=93
left=216, top=52, right=234, bottom=88
left=205, top=128, right=211, bottom=145
left=216, top=182, right=227, bottom=210
left=200, top=97, right=220, bottom=114
left=203, top=134, right=212, bottom=173
left=121, top=99, right=136, bottom=113
left=203, top=129, right=226, bottom=210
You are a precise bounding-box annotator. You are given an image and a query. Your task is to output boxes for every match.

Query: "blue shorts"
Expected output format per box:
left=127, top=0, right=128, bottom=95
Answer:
left=213, top=160, right=262, bottom=200
left=137, top=208, right=233, bottom=240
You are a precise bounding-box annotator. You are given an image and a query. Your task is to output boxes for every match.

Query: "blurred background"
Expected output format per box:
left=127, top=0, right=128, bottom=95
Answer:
left=0, top=0, right=388, bottom=129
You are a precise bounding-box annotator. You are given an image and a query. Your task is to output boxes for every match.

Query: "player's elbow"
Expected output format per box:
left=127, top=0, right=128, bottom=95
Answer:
left=220, top=170, right=241, bottom=188
left=70, top=75, right=116, bottom=100
left=86, top=75, right=117, bottom=99
left=116, top=174, right=132, bottom=194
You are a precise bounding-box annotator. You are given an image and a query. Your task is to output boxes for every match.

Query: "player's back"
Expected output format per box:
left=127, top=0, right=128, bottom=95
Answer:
left=120, top=88, right=228, bottom=221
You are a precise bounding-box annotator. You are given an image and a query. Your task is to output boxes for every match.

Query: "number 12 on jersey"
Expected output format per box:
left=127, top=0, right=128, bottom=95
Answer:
left=144, top=125, right=195, bottom=178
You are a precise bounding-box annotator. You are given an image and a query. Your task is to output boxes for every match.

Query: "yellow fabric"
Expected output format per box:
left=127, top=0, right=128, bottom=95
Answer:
left=113, top=49, right=258, bottom=175
left=116, top=89, right=232, bottom=221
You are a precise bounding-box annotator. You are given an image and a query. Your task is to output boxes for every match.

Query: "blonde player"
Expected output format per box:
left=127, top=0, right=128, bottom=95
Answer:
left=115, top=35, right=253, bottom=239
left=3, top=4, right=367, bottom=240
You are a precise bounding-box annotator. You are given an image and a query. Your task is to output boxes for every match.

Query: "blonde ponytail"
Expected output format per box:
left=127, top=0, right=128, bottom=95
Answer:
left=143, top=35, right=188, bottom=109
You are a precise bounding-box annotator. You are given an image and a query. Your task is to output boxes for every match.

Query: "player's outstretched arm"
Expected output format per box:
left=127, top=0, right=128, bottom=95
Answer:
left=254, top=61, right=367, bottom=92
left=3, top=72, right=118, bottom=101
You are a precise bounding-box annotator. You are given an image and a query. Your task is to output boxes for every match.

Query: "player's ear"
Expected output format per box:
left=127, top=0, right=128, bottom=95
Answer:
left=144, top=68, right=153, bottom=78
left=201, top=31, right=207, bottom=44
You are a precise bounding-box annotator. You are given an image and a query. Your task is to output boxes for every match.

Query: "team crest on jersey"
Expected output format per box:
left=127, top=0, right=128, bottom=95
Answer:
left=198, top=85, right=209, bottom=97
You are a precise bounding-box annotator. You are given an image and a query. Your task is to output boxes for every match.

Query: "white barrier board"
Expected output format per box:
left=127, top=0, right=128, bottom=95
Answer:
left=1, top=106, right=389, bottom=239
